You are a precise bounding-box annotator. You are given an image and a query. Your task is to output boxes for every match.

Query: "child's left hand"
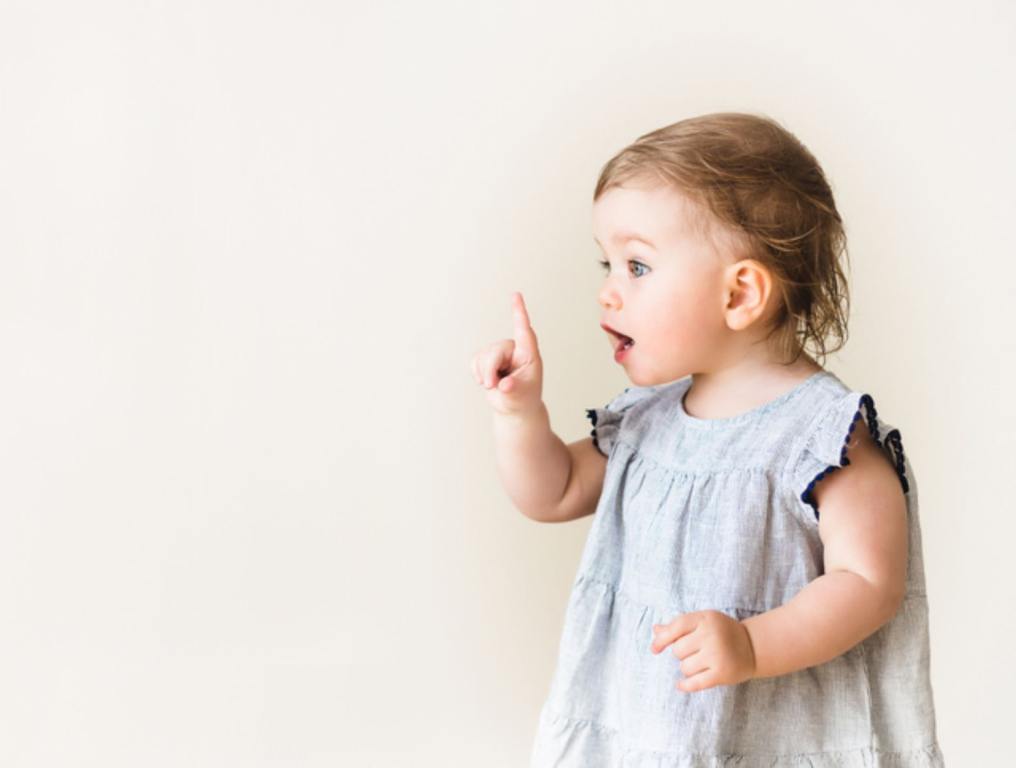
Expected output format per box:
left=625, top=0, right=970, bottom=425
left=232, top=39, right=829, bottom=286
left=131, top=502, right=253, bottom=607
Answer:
left=650, top=610, right=757, bottom=693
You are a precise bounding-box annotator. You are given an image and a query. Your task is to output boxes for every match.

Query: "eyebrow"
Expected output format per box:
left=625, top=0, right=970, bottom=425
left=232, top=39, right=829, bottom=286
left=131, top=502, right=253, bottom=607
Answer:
left=593, top=232, right=657, bottom=248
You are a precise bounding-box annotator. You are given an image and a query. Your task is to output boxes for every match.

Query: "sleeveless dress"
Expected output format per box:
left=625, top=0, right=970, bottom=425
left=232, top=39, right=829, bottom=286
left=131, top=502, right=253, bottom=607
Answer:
left=530, top=370, right=945, bottom=767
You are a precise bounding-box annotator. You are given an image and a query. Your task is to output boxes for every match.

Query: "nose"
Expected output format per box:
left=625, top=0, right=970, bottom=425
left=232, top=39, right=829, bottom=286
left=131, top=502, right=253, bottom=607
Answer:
left=598, top=280, right=622, bottom=311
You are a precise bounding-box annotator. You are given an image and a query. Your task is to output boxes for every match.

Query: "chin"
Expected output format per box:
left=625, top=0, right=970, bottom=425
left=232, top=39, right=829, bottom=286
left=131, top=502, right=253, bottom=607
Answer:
left=627, top=370, right=660, bottom=387
left=633, top=367, right=692, bottom=388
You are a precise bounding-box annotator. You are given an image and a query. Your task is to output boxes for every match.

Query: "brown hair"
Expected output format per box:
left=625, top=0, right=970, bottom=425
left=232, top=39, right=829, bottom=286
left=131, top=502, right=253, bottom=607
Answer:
left=593, top=112, right=850, bottom=367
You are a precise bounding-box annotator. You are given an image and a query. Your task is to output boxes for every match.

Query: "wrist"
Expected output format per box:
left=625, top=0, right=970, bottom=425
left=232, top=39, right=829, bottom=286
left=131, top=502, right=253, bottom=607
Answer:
left=492, top=400, right=547, bottom=425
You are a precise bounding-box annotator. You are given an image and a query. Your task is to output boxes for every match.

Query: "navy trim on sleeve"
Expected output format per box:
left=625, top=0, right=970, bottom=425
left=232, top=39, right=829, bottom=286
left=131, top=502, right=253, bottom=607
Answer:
left=585, top=407, right=602, bottom=455
left=800, top=394, right=910, bottom=521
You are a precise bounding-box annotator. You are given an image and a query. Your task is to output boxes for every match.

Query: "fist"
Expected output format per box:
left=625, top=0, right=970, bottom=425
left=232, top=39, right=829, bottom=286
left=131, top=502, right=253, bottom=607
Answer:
left=649, top=609, right=757, bottom=693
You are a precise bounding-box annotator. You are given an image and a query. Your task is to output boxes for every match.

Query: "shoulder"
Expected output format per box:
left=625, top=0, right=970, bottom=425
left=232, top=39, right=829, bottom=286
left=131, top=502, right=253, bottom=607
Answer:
left=810, top=418, right=903, bottom=512
left=585, top=382, right=671, bottom=456
left=786, top=375, right=913, bottom=524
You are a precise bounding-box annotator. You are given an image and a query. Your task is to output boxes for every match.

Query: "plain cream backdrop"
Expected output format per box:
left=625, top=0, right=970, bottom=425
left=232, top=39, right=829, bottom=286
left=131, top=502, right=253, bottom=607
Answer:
left=1, top=0, right=1012, bottom=765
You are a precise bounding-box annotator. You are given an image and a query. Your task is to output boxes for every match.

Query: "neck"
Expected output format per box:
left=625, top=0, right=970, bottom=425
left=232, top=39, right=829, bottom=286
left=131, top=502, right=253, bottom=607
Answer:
left=683, top=349, right=824, bottom=420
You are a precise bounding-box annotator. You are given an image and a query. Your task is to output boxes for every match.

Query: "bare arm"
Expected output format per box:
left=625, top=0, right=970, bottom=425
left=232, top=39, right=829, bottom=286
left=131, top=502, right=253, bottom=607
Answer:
left=740, top=422, right=908, bottom=679
left=493, top=405, right=607, bottom=523
left=740, top=569, right=900, bottom=679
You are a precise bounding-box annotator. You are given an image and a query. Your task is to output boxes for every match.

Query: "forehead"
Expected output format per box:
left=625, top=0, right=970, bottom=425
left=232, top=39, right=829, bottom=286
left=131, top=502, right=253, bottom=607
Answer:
left=591, top=182, right=708, bottom=247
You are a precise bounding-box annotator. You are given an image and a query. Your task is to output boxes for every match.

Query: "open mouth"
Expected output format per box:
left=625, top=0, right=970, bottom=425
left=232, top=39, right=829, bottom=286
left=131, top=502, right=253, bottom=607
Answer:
left=603, top=326, right=635, bottom=352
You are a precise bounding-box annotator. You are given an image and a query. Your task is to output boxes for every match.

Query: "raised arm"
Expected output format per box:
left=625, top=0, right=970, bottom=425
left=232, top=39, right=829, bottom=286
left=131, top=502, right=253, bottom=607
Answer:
left=473, top=292, right=608, bottom=523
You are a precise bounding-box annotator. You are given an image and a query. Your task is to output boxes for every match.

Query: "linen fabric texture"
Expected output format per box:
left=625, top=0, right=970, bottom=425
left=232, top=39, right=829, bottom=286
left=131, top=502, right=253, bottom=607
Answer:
left=530, top=370, right=944, bottom=767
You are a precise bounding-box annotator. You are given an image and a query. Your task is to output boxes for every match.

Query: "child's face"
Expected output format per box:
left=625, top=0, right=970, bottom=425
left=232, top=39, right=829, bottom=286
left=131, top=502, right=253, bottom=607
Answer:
left=592, top=180, right=741, bottom=386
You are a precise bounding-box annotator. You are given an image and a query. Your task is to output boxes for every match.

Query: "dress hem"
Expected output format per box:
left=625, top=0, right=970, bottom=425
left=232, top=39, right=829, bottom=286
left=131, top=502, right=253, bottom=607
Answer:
left=533, top=709, right=946, bottom=767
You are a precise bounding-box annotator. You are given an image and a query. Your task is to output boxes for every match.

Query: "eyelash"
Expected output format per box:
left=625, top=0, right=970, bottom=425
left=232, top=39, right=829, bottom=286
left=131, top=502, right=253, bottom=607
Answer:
left=598, top=259, right=649, bottom=278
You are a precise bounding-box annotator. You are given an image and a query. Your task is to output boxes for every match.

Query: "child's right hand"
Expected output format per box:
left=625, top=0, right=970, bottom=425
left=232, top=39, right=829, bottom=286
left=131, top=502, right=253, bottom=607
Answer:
left=471, top=291, right=544, bottom=417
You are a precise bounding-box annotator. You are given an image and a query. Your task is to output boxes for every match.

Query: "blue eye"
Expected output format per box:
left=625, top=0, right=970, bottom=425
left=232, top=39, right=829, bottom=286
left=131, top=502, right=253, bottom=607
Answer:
left=598, top=259, right=649, bottom=278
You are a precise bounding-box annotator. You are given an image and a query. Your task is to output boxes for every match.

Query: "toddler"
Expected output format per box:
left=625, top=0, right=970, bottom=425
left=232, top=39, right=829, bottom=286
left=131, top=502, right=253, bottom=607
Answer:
left=471, top=112, right=944, bottom=766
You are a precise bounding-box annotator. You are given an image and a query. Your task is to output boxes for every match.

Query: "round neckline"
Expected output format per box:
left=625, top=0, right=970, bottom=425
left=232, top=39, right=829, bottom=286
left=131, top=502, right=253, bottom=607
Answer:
left=676, top=370, right=832, bottom=428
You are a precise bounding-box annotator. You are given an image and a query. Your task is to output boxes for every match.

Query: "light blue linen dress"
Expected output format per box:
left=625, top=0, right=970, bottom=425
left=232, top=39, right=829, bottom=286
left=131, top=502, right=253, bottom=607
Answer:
left=530, top=370, right=945, bottom=766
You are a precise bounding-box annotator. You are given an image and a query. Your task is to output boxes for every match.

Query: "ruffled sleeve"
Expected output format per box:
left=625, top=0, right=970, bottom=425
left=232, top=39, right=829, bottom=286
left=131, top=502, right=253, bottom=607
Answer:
left=790, top=391, right=911, bottom=524
left=584, top=385, right=660, bottom=457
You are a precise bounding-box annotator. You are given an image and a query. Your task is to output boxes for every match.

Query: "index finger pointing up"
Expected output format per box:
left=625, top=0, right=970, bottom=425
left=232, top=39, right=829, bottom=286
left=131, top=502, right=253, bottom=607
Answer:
left=512, top=291, right=537, bottom=352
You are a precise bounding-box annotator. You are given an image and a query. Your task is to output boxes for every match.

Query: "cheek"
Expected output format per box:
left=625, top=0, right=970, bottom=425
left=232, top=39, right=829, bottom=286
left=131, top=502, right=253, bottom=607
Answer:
left=643, top=281, right=721, bottom=345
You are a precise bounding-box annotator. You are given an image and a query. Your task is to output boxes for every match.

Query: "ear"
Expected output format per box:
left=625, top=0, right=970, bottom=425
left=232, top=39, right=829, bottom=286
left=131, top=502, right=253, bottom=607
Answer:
left=722, top=259, right=773, bottom=331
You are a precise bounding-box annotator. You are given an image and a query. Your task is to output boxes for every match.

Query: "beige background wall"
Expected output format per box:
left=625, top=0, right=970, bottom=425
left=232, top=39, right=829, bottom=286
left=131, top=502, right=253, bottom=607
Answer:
left=1, top=1, right=1011, bottom=764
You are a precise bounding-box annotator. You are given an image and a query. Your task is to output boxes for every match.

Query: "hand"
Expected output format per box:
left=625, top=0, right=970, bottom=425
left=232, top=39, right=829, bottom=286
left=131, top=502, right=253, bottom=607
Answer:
left=470, top=291, right=545, bottom=417
left=649, top=610, right=757, bottom=693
